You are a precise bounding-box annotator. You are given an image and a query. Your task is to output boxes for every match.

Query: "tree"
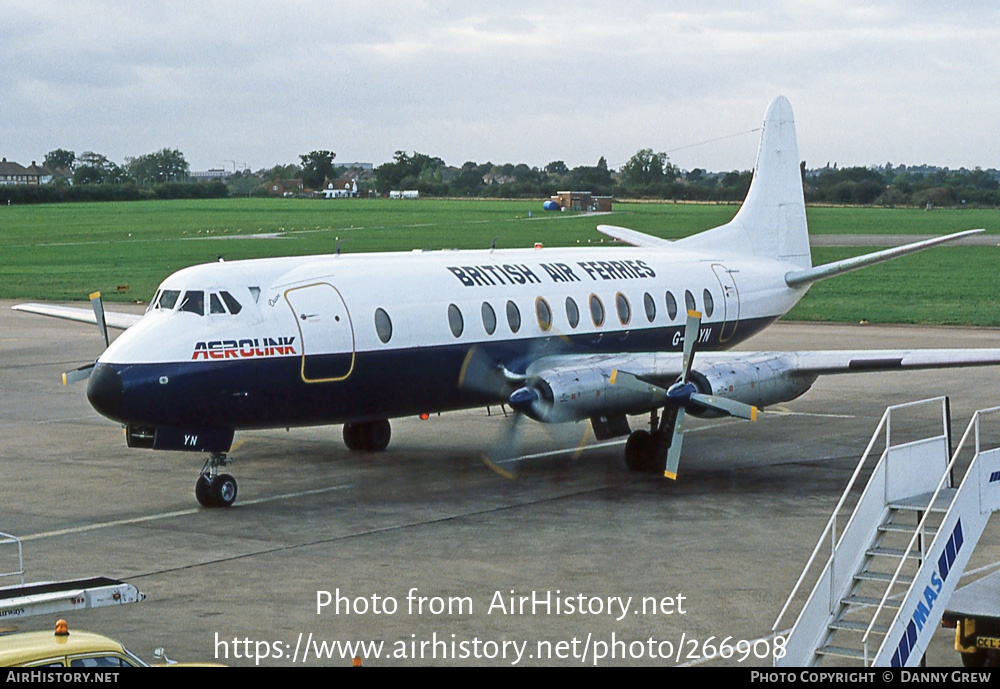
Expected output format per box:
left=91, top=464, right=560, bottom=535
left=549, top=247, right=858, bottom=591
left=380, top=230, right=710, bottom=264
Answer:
left=299, top=150, right=338, bottom=190
left=566, top=157, right=614, bottom=195
left=545, top=160, right=568, bottom=175
left=126, top=149, right=189, bottom=186
left=44, top=149, right=75, bottom=171
left=72, top=151, right=122, bottom=185
left=620, top=149, right=679, bottom=195
left=375, top=151, right=447, bottom=194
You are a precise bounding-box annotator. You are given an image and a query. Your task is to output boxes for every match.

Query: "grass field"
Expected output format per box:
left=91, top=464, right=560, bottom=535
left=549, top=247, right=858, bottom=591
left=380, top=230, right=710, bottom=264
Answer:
left=2, top=197, right=999, bottom=325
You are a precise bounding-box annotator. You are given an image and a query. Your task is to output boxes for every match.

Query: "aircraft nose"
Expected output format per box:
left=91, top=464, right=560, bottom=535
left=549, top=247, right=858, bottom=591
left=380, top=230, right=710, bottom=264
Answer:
left=87, top=363, right=123, bottom=420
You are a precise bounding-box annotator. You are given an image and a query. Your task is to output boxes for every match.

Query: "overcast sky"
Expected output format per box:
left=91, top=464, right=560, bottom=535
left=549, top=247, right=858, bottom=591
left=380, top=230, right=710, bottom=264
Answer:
left=2, top=1, right=998, bottom=174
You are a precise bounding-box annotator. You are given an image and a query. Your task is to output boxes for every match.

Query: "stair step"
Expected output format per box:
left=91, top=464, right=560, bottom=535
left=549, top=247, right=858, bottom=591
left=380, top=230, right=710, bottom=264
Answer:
left=888, top=488, right=957, bottom=513
left=842, top=594, right=900, bottom=608
left=829, top=619, right=890, bottom=635
left=866, top=546, right=923, bottom=559
left=855, top=571, right=914, bottom=585
left=878, top=522, right=938, bottom=534
left=817, top=645, right=868, bottom=660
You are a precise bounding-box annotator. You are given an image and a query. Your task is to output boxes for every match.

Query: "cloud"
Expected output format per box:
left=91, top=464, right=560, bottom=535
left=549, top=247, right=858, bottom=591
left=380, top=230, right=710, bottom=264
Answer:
left=2, top=0, right=998, bottom=172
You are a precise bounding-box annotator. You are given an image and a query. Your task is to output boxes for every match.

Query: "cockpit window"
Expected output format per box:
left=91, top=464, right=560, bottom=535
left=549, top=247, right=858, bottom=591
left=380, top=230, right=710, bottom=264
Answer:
left=210, top=293, right=226, bottom=314
left=178, top=290, right=205, bottom=315
left=157, top=290, right=180, bottom=310
left=220, top=291, right=243, bottom=314
left=146, top=290, right=161, bottom=313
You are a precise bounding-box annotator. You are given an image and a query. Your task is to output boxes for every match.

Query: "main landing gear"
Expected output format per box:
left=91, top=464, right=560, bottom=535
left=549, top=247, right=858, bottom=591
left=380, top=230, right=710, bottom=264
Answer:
left=343, top=419, right=391, bottom=452
left=624, top=408, right=677, bottom=473
left=195, top=452, right=238, bottom=508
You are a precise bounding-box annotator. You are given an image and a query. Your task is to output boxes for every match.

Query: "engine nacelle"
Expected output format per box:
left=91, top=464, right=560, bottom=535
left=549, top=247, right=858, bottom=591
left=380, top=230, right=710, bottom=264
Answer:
left=516, top=367, right=661, bottom=424
left=686, top=356, right=817, bottom=417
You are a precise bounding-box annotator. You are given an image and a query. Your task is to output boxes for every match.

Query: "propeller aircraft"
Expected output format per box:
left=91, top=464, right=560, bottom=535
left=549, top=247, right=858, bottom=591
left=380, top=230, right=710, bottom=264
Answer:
left=14, top=96, right=1000, bottom=507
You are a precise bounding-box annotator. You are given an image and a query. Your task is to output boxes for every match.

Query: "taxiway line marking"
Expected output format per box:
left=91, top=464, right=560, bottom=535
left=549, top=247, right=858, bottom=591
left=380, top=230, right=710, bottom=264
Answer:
left=20, top=484, right=353, bottom=542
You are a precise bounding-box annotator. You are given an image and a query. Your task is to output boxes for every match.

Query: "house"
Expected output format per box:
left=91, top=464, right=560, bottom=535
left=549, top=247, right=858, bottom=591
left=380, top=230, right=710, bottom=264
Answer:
left=321, top=176, right=359, bottom=198
left=0, top=158, right=40, bottom=185
left=269, top=179, right=305, bottom=196
left=550, top=191, right=613, bottom=212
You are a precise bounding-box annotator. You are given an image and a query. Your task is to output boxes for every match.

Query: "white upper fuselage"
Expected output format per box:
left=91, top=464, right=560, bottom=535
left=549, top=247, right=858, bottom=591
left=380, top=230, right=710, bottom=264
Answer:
left=101, top=244, right=804, bottom=369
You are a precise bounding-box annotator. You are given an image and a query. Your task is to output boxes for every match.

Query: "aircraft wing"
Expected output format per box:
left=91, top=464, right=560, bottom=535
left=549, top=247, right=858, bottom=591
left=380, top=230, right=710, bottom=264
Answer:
left=533, top=347, right=1000, bottom=381
left=754, top=348, right=1000, bottom=376
left=515, top=346, right=1000, bottom=422
left=11, top=303, right=141, bottom=330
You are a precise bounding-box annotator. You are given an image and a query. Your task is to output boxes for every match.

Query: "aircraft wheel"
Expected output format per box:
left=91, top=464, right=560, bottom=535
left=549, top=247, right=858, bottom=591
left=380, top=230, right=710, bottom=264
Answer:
left=625, top=430, right=653, bottom=472
left=363, top=419, right=391, bottom=452
left=195, top=474, right=215, bottom=507
left=343, top=422, right=363, bottom=451
left=212, top=473, right=238, bottom=507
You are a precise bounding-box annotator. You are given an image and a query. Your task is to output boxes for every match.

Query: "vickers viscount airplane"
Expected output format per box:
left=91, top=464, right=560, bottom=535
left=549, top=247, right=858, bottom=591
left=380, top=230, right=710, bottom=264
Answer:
left=14, top=96, right=1000, bottom=507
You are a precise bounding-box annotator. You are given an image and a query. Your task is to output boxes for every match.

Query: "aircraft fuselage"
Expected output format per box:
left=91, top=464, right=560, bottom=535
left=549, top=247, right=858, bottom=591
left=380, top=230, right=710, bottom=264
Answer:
left=87, top=245, right=801, bottom=443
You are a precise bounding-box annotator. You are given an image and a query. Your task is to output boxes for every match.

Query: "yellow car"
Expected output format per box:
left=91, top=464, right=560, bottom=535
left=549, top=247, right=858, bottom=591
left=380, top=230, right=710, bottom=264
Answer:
left=0, top=620, right=147, bottom=667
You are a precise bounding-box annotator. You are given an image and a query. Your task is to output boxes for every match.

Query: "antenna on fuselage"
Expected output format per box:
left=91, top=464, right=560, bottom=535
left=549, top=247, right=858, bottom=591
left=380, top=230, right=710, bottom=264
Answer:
left=335, top=238, right=347, bottom=256
left=490, top=236, right=500, bottom=253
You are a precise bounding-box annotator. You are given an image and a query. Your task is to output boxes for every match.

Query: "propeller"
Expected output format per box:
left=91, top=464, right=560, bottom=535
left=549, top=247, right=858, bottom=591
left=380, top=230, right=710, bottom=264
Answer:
left=62, top=292, right=110, bottom=385
left=611, top=310, right=758, bottom=480
left=458, top=343, right=588, bottom=479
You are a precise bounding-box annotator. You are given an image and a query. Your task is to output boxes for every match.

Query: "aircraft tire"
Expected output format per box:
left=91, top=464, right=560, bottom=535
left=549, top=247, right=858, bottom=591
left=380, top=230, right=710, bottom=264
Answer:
left=343, top=422, right=363, bottom=451
left=195, top=475, right=215, bottom=507
left=624, top=430, right=653, bottom=472
left=212, top=473, right=238, bottom=507
left=362, top=419, right=391, bottom=452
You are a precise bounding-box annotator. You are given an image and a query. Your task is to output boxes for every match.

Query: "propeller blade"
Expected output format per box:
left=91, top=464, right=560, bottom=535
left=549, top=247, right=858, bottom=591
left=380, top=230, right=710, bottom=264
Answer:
left=608, top=369, right=666, bottom=405
left=481, top=412, right=524, bottom=480
left=663, top=407, right=686, bottom=480
left=458, top=346, right=525, bottom=401
left=62, top=363, right=95, bottom=385
left=680, top=310, right=701, bottom=382
left=90, top=292, right=109, bottom=348
left=689, top=392, right=759, bottom=421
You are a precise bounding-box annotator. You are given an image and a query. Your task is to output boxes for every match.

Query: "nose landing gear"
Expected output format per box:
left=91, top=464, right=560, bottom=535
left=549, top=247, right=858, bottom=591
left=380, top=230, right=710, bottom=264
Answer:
left=196, top=453, right=238, bottom=507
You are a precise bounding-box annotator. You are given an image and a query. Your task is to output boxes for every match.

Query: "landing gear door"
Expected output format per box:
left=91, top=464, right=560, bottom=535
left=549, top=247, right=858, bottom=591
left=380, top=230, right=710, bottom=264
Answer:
left=284, top=283, right=355, bottom=382
left=712, top=264, right=740, bottom=343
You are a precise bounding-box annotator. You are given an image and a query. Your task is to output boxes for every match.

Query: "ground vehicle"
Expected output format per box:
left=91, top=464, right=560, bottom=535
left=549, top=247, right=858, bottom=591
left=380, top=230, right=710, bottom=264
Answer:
left=0, top=620, right=147, bottom=667
left=942, top=571, right=1000, bottom=667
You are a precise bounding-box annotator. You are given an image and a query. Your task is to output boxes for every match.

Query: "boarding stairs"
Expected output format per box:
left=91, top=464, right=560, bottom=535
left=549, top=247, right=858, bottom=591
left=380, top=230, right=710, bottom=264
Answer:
left=0, top=531, right=145, bottom=622
left=773, top=397, right=1000, bottom=667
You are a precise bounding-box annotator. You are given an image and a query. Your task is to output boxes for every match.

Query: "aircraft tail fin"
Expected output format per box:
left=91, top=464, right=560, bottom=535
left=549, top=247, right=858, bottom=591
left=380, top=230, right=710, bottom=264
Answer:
left=675, top=96, right=811, bottom=269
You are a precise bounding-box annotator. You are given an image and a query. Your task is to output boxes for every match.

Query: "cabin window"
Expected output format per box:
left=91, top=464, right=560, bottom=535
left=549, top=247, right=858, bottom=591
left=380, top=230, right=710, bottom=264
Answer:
left=210, top=293, right=226, bottom=314
left=535, top=297, right=553, bottom=332
left=506, top=300, right=521, bottom=333
left=158, top=290, right=180, bottom=310
left=616, top=293, right=631, bottom=326
left=665, top=291, right=677, bottom=320
left=447, top=304, right=464, bottom=338
left=643, top=292, right=656, bottom=322
left=684, top=290, right=696, bottom=314
left=375, top=308, right=392, bottom=343
left=565, top=297, right=580, bottom=329
left=481, top=302, right=497, bottom=335
left=703, top=289, right=715, bottom=318
left=220, top=291, right=243, bottom=314
left=589, top=294, right=605, bottom=327
left=178, top=290, right=205, bottom=315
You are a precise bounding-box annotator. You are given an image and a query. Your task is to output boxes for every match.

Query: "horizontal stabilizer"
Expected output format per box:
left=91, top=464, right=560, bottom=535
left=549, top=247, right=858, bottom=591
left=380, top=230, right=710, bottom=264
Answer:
left=784, top=229, right=983, bottom=288
left=596, top=225, right=673, bottom=248
left=12, top=303, right=141, bottom=330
